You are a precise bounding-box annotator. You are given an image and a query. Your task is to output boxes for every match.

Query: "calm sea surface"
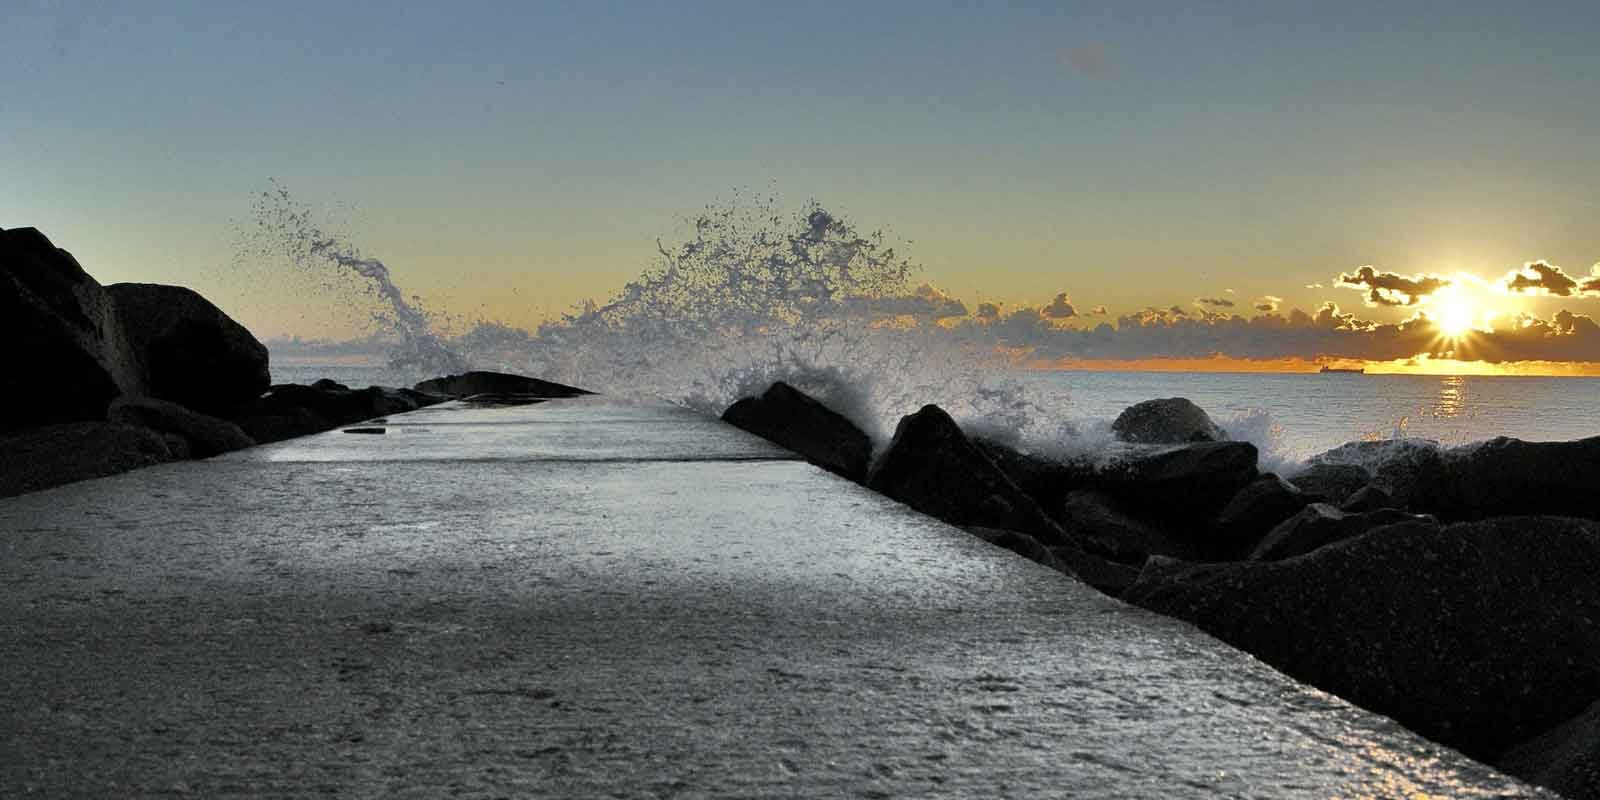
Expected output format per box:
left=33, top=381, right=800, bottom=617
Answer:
left=273, top=362, right=1600, bottom=461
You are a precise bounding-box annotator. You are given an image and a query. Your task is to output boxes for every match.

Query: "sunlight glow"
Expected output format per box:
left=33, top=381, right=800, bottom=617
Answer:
left=1427, top=284, right=1479, bottom=339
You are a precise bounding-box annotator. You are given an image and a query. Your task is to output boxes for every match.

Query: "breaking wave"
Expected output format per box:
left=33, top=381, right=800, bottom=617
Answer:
left=242, top=185, right=1370, bottom=476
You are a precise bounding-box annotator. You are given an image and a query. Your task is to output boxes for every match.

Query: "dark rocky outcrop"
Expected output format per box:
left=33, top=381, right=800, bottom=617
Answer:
left=973, top=438, right=1094, bottom=516
left=108, top=396, right=255, bottom=458
left=1306, top=438, right=1445, bottom=511
left=0, top=423, right=176, bottom=498
left=1049, top=546, right=1143, bottom=597
left=965, top=527, right=1067, bottom=572
left=722, top=382, right=872, bottom=482
left=867, top=405, right=1067, bottom=546
left=1425, top=436, right=1600, bottom=522
left=1287, top=462, right=1370, bottom=506
left=1248, top=504, right=1436, bottom=561
left=108, top=283, right=270, bottom=416
left=413, top=371, right=590, bottom=399
left=1094, top=441, right=1260, bottom=523
left=1111, top=398, right=1226, bottom=444
left=1208, top=474, right=1312, bottom=557
left=1061, top=490, right=1203, bottom=563
left=1125, top=516, right=1600, bottom=760
left=231, top=383, right=438, bottom=445
left=1340, top=484, right=1394, bottom=513
left=0, top=227, right=143, bottom=430
left=1496, top=698, right=1600, bottom=800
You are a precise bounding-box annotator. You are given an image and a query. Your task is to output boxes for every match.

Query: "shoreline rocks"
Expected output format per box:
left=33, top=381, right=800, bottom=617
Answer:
left=722, top=381, right=871, bottom=482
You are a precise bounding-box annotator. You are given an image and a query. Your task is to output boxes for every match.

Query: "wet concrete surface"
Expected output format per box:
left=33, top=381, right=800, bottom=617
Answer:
left=0, top=398, right=1551, bottom=797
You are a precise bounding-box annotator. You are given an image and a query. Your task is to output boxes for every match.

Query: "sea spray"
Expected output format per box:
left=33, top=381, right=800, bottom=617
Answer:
left=239, top=182, right=468, bottom=378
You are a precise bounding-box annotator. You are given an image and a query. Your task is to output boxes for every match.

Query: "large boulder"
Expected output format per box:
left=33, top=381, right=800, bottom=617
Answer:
left=108, top=396, right=255, bottom=458
left=1340, top=484, right=1394, bottom=513
left=722, top=382, right=871, bottom=482
left=413, top=371, right=590, bottom=399
left=973, top=438, right=1094, bottom=516
left=1125, top=516, right=1600, bottom=760
left=1208, top=474, right=1311, bottom=557
left=1248, top=504, right=1436, bottom=561
left=1061, top=490, right=1203, bottom=563
left=0, top=227, right=143, bottom=430
left=1111, top=398, right=1226, bottom=444
left=1307, top=438, right=1445, bottom=511
left=1286, top=462, right=1371, bottom=506
left=1095, top=441, right=1259, bottom=522
left=108, top=283, right=270, bottom=416
left=230, top=383, right=437, bottom=445
left=0, top=422, right=176, bottom=498
left=1496, top=698, right=1600, bottom=800
left=867, top=405, right=1067, bottom=546
left=1426, top=437, right=1600, bottom=522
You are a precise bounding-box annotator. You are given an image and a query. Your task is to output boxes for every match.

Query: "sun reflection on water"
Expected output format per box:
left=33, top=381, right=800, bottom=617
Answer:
left=1431, top=375, right=1466, bottom=419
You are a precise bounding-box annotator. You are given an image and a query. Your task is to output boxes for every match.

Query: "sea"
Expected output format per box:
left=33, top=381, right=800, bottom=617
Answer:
left=271, top=361, right=1600, bottom=467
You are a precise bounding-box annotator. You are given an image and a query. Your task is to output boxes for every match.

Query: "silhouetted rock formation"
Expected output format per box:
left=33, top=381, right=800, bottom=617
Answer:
left=109, top=396, right=254, bottom=458
left=1061, top=490, right=1202, bottom=563
left=1111, top=397, right=1227, bottom=444
left=1125, top=515, right=1600, bottom=761
left=1094, top=441, right=1259, bottom=523
left=109, top=283, right=269, bottom=416
left=1496, top=698, right=1600, bottom=800
left=1208, top=474, right=1311, bottom=557
left=1286, top=462, right=1370, bottom=506
left=232, top=383, right=436, bottom=445
left=0, top=423, right=176, bottom=497
left=867, top=404, right=1067, bottom=546
left=1248, top=504, right=1435, bottom=561
left=1, top=227, right=143, bottom=430
left=414, top=371, right=590, bottom=399
left=1339, top=484, right=1394, bottom=512
left=722, top=382, right=871, bottom=482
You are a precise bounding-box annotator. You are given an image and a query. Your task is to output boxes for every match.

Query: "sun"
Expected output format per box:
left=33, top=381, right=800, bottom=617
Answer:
left=1428, top=283, right=1480, bottom=340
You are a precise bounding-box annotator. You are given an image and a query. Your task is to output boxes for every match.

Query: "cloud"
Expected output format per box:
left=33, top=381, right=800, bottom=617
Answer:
left=975, top=302, right=1002, bottom=322
left=1500, top=260, right=1600, bottom=297
left=1336, top=266, right=1450, bottom=306
left=946, top=297, right=1600, bottom=366
left=1041, top=292, right=1078, bottom=319
left=1090, top=305, right=1108, bottom=316
left=1196, top=296, right=1236, bottom=308
left=1305, top=283, right=1324, bottom=289
left=1255, top=295, right=1283, bottom=313
left=1060, top=43, right=1108, bottom=77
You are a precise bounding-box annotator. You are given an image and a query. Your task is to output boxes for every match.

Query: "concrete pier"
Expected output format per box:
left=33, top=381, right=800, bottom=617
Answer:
left=0, top=398, right=1547, bottom=797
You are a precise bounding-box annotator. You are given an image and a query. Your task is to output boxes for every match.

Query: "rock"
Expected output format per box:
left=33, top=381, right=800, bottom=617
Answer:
left=1111, top=398, right=1227, bottom=445
left=1307, top=439, right=1445, bottom=510
left=867, top=405, right=1067, bottom=546
left=0, top=422, right=175, bottom=498
left=413, top=371, right=590, bottom=399
left=1249, top=503, right=1437, bottom=561
left=232, top=406, right=331, bottom=445
left=1496, top=698, right=1600, bottom=800
left=1209, top=474, right=1311, bottom=557
left=965, top=527, right=1067, bottom=572
left=1340, top=485, right=1394, bottom=513
left=1427, top=436, right=1600, bottom=522
left=1287, top=463, right=1371, bottom=506
left=1061, top=490, right=1202, bottom=563
left=722, top=382, right=872, bottom=482
left=1125, top=516, right=1600, bottom=760
left=108, top=396, right=255, bottom=458
left=1049, top=547, right=1143, bottom=597
left=972, top=438, right=1094, bottom=518
left=1096, top=441, right=1260, bottom=523
left=108, top=283, right=270, bottom=416
left=0, top=226, right=143, bottom=430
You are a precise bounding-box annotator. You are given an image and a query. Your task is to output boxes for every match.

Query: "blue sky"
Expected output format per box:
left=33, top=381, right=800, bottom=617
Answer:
left=5, top=1, right=1599, bottom=341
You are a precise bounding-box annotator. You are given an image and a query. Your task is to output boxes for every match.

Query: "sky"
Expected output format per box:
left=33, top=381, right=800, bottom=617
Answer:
left=5, top=1, right=1600, bottom=370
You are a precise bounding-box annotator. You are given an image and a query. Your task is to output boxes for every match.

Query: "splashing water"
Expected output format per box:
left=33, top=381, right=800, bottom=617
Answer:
left=240, top=182, right=468, bottom=377
left=245, top=185, right=1065, bottom=448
